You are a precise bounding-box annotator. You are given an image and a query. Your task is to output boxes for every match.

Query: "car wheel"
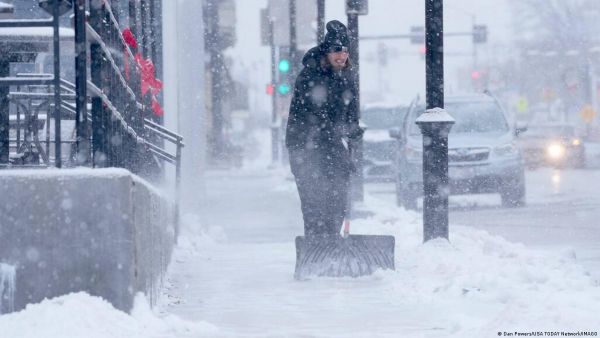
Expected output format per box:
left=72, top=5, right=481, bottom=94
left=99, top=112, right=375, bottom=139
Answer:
left=500, top=175, right=526, bottom=208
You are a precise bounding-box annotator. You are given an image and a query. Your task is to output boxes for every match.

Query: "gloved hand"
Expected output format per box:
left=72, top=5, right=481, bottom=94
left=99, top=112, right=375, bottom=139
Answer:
left=346, top=125, right=364, bottom=141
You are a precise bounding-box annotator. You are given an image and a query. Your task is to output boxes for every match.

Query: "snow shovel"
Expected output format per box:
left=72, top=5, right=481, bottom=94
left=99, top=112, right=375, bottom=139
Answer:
left=294, top=228, right=395, bottom=279
left=294, top=146, right=395, bottom=279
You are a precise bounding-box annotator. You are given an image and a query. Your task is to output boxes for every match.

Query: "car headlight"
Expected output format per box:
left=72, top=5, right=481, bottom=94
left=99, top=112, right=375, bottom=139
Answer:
left=494, top=142, right=517, bottom=156
left=404, top=146, right=423, bottom=162
left=546, top=143, right=565, bottom=159
left=572, top=138, right=581, bottom=146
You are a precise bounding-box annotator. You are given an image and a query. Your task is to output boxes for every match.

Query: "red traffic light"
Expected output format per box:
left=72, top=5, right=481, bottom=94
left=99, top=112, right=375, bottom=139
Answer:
left=266, top=83, right=275, bottom=96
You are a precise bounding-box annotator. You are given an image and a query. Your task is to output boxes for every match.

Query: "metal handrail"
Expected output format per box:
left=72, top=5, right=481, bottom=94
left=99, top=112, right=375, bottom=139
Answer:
left=87, top=81, right=143, bottom=143
left=86, top=24, right=140, bottom=104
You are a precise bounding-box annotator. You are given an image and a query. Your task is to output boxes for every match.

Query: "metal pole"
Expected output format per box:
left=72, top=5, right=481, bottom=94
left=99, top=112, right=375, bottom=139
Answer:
left=269, top=18, right=279, bottom=163
left=317, top=0, right=325, bottom=44
left=347, top=13, right=364, bottom=202
left=0, top=59, right=8, bottom=165
left=174, top=141, right=182, bottom=243
left=418, top=113, right=453, bottom=242
left=289, top=0, right=297, bottom=60
left=207, top=0, right=223, bottom=162
left=426, top=0, right=444, bottom=109
left=471, top=17, right=478, bottom=71
left=90, top=0, right=105, bottom=167
left=52, top=0, right=62, bottom=168
left=423, top=0, right=449, bottom=242
left=74, top=0, right=89, bottom=165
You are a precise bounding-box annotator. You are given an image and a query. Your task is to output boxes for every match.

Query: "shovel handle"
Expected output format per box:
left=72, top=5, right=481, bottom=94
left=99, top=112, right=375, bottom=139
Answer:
left=343, top=219, right=350, bottom=238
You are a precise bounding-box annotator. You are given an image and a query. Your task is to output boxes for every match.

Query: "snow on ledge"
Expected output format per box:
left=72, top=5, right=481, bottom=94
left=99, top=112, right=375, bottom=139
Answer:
left=0, top=167, right=131, bottom=179
left=0, top=167, right=171, bottom=199
left=415, top=107, right=455, bottom=123
left=0, top=292, right=220, bottom=338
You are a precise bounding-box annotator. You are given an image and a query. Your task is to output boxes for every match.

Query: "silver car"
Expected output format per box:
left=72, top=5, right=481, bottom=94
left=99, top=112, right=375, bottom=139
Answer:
left=361, top=105, right=407, bottom=182
left=389, top=94, right=527, bottom=209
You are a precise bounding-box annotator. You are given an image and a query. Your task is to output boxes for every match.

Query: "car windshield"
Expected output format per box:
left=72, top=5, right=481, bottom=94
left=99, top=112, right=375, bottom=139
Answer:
left=362, top=107, right=405, bottom=130
left=525, top=125, right=575, bottom=138
left=409, top=101, right=509, bottom=135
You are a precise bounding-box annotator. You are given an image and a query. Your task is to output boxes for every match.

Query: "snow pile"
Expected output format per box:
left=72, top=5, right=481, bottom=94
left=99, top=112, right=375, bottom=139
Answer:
left=0, top=292, right=220, bottom=338
left=350, top=194, right=600, bottom=335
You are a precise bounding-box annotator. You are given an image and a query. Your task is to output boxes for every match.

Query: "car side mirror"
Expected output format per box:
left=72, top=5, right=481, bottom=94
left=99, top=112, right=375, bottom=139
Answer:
left=389, top=127, right=402, bottom=139
left=515, top=122, right=528, bottom=136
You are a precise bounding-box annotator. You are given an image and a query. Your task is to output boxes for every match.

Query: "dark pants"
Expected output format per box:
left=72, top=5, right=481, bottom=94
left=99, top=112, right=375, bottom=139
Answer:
left=290, top=149, right=350, bottom=237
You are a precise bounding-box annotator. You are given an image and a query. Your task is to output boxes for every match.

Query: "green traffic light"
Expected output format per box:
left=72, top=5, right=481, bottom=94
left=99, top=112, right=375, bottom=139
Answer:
left=277, top=83, right=291, bottom=95
left=278, top=59, right=291, bottom=73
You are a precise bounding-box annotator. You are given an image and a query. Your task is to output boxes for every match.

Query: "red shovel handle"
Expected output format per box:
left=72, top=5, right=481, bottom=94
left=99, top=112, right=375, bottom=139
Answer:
left=343, top=219, right=350, bottom=237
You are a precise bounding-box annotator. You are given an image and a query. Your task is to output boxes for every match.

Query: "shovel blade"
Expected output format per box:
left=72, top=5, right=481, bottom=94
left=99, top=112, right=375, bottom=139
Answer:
left=294, top=234, right=395, bottom=280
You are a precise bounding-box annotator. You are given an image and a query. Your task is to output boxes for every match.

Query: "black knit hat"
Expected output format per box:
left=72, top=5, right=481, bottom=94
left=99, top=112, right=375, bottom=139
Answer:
left=320, top=20, right=349, bottom=53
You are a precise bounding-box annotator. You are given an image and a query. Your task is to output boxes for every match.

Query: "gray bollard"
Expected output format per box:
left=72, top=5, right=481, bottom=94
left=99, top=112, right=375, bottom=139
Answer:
left=416, top=108, right=454, bottom=242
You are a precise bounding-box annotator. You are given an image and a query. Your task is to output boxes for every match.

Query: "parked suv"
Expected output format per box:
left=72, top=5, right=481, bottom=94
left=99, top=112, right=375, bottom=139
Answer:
left=389, top=93, right=527, bottom=209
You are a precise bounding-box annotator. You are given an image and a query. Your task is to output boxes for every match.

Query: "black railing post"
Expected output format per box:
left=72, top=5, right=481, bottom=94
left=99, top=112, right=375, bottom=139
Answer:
left=90, top=0, right=105, bottom=167
left=52, top=0, right=62, bottom=167
left=74, top=0, right=89, bottom=165
left=140, top=0, right=150, bottom=58
left=0, top=59, right=8, bottom=164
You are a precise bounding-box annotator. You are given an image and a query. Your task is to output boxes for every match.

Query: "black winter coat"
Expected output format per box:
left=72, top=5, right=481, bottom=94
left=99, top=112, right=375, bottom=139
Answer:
left=285, top=47, right=362, bottom=177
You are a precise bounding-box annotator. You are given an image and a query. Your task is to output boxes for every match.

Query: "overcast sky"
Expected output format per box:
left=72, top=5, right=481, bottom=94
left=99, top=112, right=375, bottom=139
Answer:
left=227, top=0, right=514, bottom=114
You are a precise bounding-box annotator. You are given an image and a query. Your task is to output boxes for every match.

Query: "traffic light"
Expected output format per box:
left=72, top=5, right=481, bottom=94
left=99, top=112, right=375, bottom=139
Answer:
left=410, top=26, right=425, bottom=44
left=266, top=83, right=275, bottom=96
left=471, top=70, right=487, bottom=90
left=277, top=55, right=292, bottom=95
left=346, top=0, right=369, bottom=15
left=418, top=45, right=426, bottom=60
left=275, top=49, right=293, bottom=96
left=473, top=25, right=487, bottom=44
left=278, top=58, right=290, bottom=73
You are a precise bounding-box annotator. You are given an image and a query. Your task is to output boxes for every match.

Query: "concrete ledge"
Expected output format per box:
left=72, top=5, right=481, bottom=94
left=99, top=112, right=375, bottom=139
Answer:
left=0, top=168, right=175, bottom=313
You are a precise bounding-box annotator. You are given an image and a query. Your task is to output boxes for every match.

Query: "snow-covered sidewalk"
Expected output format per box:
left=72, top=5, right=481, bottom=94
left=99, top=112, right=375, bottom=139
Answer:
left=1, top=165, right=599, bottom=337
left=157, top=167, right=600, bottom=337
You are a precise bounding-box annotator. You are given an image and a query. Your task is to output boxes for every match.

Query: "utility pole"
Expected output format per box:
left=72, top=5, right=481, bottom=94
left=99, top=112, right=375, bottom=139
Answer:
left=317, top=0, right=325, bottom=44
left=347, top=7, right=364, bottom=203
left=268, top=15, right=279, bottom=163
left=206, top=0, right=224, bottom=164
left=289, top=0, right=297, bottom=70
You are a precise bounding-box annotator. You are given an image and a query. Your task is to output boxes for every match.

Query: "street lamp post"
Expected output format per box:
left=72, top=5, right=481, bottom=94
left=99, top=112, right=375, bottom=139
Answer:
left=346, top=0, right=368, bottom=203
left=419, top=0, right=454, bottom=242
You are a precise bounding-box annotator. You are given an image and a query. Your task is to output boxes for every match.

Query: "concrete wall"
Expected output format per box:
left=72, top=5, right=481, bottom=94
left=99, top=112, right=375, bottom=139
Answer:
left=0, top=168, right=175, bottom=313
